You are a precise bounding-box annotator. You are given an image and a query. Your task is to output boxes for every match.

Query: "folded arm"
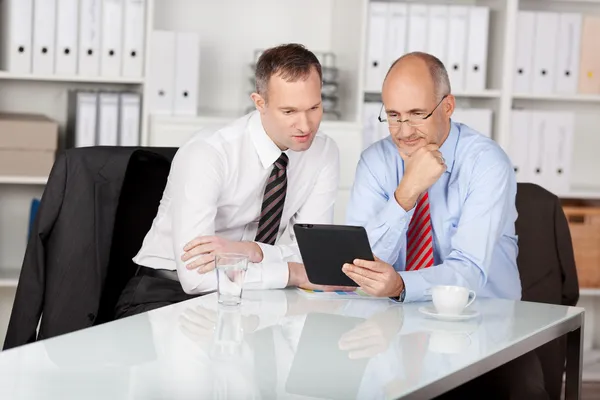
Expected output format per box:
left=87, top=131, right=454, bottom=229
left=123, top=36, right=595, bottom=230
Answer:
left=399, top=154, right=517, bottom=302
left=346, top=156, right=414, bottom=265
left=173, top=139, right=340, bottom=294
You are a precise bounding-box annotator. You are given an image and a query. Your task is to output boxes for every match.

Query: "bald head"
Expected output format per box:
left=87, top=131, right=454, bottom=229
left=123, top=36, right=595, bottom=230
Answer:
left=384, top=52, right=451, bottom=100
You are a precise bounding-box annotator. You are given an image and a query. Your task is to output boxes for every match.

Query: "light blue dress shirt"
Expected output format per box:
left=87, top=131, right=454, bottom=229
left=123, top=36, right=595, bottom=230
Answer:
left=346, top=120, right=522, bottom=303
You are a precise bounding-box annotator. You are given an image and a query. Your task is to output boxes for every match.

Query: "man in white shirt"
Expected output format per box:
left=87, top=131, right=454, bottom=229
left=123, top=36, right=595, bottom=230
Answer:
left=115, top=43, right=352, bottom=319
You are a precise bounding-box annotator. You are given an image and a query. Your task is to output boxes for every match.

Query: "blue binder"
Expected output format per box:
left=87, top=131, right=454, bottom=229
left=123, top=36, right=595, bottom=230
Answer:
left=28, top=198, right=40, bottom=240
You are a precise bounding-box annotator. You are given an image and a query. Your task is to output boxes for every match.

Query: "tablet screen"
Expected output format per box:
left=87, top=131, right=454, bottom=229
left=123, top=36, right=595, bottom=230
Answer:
left=293, top=224, right=374, bottom=287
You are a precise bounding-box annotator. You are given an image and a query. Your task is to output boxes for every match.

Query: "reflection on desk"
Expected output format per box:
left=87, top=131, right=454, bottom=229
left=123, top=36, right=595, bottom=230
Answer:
left=0, top=289, right=579, bottom=400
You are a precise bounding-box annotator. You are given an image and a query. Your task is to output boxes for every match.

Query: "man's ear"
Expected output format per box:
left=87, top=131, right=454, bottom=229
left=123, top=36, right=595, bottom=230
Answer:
left=444, top=94, right=456, bottom=118
left=250, top=92, right=266, bottom=113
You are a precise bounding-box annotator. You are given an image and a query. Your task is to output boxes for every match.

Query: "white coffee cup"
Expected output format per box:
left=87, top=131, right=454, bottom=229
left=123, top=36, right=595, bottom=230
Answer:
left=432, top=285, right=476, bottom=315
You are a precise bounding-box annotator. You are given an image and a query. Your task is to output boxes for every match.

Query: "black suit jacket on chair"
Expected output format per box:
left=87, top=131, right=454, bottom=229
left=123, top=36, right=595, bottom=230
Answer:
left=515, top=182, right=580, bottom=400
left=3, top=146, right=177, bottom=350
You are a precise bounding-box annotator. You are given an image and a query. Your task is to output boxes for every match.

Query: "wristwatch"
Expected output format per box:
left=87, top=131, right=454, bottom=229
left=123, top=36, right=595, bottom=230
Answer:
left=390, top=286, right=406, bottom=302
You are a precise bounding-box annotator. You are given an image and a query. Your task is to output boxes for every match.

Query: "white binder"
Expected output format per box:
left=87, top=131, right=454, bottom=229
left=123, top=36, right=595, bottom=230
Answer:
left=121, top=0, right=146, bottom=78
left=0, top=0, right=33, bottom=73
left=385, top=3, right=408, bottom=71
left=173, top=32, right=200, bottom=116
left=364, top=2, right=388, bottom=93
left=465, top=6, right=489, bottom=92
left=97, top=92, right=119, bottom=145
left=453, top=108, right=493, bottom=138
left=73, top=91, right=98, bottom=147
left=407, top=4, right=428, bottom=53
left=426, top=5, right=448, bottom=65
left=100, top=0, right=124, bottom=77
left=513, top=11, right=535, bottom=93
left=509, top=110, right=532, bottom=183
left=544, top=112, right=574, bottom=195
left=78, top=0, right=101, bottom=76
left=527, top=111, right=548, bottom=188
left=149, top=30, right=176, bottom=114
left=118, top=92, right=141, bottom=146
left=532, top=12, right=559, bottom=94
left=554, top=13, right=582, bottom=94
left=446, top=6, right=469, bottom=93
left=362, top=102, right=386, bottom=150
left=55, top=0, right=79, bottom=75
left=32, top=0, right=56, bottom=74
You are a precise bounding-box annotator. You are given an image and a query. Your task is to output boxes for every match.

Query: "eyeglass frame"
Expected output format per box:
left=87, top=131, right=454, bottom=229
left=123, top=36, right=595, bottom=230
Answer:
left=377, top=94, right=449, bottom=128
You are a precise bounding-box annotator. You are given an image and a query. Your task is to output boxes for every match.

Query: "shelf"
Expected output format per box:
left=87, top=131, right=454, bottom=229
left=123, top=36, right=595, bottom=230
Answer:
left=0, top=269, right=19, bottom=288
left=513, top=93, right=600, bottom=103
left=0, top=71, right=144, bottom=85
left=0, top=176, right=47, bottom=185
left=581, top=288, right=600, bottom=297
left=151, top=113, right=363, bottom=130
left=559, top=189, right=600, bottom=200
left=364, top=90, right=501, bottom=102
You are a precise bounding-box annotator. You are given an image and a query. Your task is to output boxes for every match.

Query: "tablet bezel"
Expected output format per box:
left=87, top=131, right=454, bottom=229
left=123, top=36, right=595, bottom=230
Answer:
left=293, top=223, right=375, bottom=287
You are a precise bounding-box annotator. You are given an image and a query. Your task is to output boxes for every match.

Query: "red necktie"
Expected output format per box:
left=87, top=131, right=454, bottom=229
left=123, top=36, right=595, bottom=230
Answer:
left=406, top=192, right=434, bottom=271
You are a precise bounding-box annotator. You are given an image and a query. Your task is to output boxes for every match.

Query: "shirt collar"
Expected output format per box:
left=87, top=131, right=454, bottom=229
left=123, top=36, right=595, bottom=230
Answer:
left=248, top=111, right=288, bottom=169
left=439, top=120, right=460, bottom=174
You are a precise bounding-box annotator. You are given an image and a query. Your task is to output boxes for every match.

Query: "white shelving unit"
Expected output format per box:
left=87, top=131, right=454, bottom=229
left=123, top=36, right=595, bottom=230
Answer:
left=0, top=71, right=145, bottom=84
left=0, top=0, right=599, bottom=381
left=0, top=270, right=19, bottom=289
left=0, top=176, right=47, bottom=185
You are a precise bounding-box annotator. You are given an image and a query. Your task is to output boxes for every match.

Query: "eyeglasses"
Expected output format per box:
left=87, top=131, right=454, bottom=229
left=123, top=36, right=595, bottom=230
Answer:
left=378, top=95, right=448, bottom=128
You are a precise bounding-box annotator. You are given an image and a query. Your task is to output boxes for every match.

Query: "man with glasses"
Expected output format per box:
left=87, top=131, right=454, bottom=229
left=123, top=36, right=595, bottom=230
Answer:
left=342, top=52, right=547, bottom=398
left=344, top=51, right=520, bottom=303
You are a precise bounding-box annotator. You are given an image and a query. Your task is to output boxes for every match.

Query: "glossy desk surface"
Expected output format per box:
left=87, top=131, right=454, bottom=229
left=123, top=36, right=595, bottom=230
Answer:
left=0, top=289, right=584, bottom=399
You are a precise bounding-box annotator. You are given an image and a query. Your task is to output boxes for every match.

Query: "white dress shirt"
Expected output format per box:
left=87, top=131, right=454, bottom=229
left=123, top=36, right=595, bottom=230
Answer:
left=133, top=111, right=340, bottom=294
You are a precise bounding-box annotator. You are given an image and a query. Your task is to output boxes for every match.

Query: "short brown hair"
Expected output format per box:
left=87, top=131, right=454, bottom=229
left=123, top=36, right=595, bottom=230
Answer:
left=255, top=43, right=322, bottom=101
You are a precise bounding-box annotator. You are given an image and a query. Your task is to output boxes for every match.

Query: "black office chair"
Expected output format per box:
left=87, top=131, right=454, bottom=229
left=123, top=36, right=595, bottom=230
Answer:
left=4, top=146, right=177, bottom=350
left=96, top=149, right=175, bottom=323
left=515, top=182, right=580, bottom=400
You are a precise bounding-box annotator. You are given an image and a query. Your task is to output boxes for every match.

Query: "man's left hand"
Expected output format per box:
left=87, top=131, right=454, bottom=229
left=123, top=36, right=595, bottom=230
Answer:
left=342, top=257, right=404, bottom=298
left=181, top=236, right=263, bottom=273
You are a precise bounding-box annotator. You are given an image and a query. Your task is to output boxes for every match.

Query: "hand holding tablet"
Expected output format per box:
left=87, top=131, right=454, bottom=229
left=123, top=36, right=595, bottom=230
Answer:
left=294, top=223, right=404, bottom=298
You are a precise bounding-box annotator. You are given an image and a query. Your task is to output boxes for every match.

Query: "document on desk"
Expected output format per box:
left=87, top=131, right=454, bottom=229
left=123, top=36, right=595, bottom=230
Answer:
left=296, top=287, right=388, bottom=300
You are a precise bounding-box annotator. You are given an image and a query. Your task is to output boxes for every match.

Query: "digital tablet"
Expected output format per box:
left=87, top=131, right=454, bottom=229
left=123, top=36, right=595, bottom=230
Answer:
left=293, top=223, right=374, bottom=287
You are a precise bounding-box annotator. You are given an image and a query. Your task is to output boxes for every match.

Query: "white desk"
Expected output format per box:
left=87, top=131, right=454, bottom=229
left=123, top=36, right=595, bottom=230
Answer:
left=0, top=289, right=584, bottom=399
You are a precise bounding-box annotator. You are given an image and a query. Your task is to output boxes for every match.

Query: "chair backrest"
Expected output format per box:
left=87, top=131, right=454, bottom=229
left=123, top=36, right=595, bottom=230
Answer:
left=96, top=149, right=176, bottom=324
left=514, top=182, right=579, bottom=399
left=515, top=182, right=579, bottom=305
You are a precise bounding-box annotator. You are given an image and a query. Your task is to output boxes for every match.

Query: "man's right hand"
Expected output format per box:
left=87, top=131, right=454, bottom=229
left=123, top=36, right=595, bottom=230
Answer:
left=395, top=144, right=446, bottom=211
left=287, top=262, right=356, bottom=292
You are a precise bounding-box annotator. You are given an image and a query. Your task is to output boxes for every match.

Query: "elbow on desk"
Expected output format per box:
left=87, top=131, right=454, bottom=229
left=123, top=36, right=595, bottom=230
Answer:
left=177, top=269, right=215, bottom=295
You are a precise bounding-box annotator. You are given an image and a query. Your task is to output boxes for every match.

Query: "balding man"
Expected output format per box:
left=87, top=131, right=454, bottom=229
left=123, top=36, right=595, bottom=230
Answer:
left=343, top=51, right=520, bottom=302
left=343, top=53, right=548, bottom=398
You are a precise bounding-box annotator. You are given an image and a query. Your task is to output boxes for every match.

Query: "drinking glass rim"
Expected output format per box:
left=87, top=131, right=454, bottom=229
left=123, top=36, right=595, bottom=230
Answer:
left=215, top=253, right=249, bottom=261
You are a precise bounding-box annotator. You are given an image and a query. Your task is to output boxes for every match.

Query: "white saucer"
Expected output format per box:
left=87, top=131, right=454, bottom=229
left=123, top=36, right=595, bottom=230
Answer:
left=418, top=305, right=480, bottom=321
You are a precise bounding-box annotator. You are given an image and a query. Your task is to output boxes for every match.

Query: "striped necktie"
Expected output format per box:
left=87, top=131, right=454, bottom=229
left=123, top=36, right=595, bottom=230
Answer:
left=255, top=153, right=288, bottom=245
left=406, top=192, right=434, bottom=271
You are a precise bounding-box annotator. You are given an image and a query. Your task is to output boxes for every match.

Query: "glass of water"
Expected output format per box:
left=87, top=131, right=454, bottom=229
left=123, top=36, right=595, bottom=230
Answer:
left=215, top=253, right=248, bottom=306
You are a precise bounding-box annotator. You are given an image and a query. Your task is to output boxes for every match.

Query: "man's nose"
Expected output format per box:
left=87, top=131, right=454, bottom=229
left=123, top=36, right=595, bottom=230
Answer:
left=296, top=112, right=310, bottom=133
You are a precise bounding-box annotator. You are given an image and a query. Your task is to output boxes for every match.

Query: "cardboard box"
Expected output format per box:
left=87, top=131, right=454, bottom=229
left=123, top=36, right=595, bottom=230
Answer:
left=0, top=112, right=59, bottom=151
left=0, top=150, right=55, bottom=177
